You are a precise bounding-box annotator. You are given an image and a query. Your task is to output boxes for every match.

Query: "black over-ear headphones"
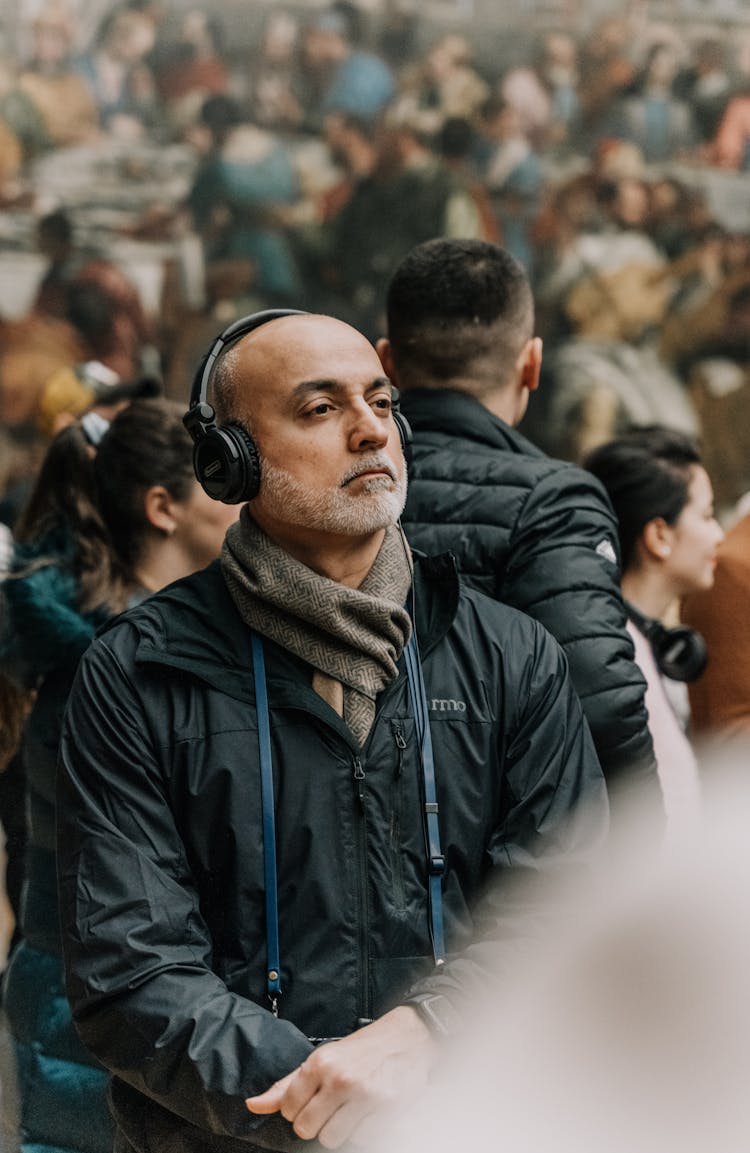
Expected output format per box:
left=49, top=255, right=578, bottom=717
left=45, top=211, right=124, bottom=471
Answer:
left=183, top=308, right=412, bottom=504
left=625, top=601, right=708, bottom=683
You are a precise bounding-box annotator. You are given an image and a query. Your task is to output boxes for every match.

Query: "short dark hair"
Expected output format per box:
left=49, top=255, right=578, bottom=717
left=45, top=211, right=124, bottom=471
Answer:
left=438, top=117, right=474, bottom=160
left=200, top=94, right=242, bottom=141
left=37, top=209, right=73, bottom=248
left=584, top=426, right=703, bottom=573
left=385, top=239, right=534, bottom=389
left=64, top=281, right=118, bottom=343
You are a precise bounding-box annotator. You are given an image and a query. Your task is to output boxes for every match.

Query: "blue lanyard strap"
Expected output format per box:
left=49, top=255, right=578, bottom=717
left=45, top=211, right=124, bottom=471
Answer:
left=250, top=626, right=447, bottom=1015
left=404, top=632, right=447, bottom=966
left=251, top=632, right=282, bottom=1014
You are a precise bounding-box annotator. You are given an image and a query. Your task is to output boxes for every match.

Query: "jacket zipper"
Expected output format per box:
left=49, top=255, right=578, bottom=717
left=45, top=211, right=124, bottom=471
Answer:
left=353, top=755, right=366, bottom=811
left=352, top=755, right=371, bottom=1023
left=391, top=728, right=407, bottom=911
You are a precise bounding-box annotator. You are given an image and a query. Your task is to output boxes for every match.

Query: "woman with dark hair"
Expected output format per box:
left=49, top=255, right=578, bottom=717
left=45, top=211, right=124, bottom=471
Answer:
left=0, top=398, right=238, bottom=1153
left=585, top=426, right=724, bottom=838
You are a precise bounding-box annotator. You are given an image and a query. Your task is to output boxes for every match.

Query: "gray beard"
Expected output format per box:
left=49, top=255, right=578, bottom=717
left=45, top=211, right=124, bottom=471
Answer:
left=258, top=455, right=408, bottom=536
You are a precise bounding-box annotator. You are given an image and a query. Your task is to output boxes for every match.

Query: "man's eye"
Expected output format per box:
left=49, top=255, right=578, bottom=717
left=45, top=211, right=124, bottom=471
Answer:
left=372, top=396, right=392, bottom=411
left=307, top=402, right=333, bottom=416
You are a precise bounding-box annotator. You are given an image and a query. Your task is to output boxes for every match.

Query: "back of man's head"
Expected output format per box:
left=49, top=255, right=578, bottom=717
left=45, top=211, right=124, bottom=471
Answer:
left=385, top=239, right=534, bottom=393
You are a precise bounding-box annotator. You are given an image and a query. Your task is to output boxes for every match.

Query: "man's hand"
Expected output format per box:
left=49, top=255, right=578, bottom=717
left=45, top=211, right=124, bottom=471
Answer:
left=245, top=1006, right=438, bottom=1148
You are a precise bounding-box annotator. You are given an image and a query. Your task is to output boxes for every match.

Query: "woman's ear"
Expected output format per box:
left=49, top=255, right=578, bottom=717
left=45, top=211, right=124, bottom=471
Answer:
left=642, top=516, right=673, bottom=561
left=143, top=485, right=177, bottom=537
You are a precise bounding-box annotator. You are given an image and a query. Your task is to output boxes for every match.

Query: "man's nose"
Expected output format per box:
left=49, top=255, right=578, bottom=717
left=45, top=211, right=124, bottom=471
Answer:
left=348, top=402, right=389, bottom=450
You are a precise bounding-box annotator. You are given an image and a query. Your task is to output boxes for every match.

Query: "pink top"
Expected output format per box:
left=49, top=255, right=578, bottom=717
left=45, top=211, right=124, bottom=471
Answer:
left=628, top=620, right=702, bottom=842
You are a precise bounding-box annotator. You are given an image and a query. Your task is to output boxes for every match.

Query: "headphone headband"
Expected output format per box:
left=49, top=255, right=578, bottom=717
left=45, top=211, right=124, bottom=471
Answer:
left=625, top=601, right=660, bottom=645
left=188, top=309, right=308, bottom=412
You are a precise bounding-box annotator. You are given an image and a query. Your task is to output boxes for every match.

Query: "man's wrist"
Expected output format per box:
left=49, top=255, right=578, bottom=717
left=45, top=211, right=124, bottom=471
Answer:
left=402, top=993, right=461, bottom=1041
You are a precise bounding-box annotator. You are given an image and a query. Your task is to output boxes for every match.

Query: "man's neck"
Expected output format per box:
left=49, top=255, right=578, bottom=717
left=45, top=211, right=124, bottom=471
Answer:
left=481, top=385, right=522, bottom=426
left=250, top=514, right=386, bottom=588
left=427, top=380, right=520, bottom=426
left=404, top=376, right=520, bottom=426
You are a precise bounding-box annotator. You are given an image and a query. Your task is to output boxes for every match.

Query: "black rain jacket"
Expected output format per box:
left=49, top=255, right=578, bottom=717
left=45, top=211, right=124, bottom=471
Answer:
left=399, top=388, right=661, bottom=817
left=58, top=554, right=607, bottom=1153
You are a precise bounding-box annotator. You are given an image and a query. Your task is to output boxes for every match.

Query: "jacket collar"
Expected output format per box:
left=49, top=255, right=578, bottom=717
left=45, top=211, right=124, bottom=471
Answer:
left=411, top=549, right=459, bottom=657
left=131, top=551, right=459, bottom=700
left=399, top=387, right=544, bottom=458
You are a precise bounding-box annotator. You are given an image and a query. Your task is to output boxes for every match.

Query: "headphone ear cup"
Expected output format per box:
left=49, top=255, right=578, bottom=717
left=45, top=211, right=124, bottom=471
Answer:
left=394, top=410, right=412, bottom=463
left=626, top=600, right=709, bottom=683
left=650, top=624, right=708, bottom=683
left=193, top=423, right=261, bottom=504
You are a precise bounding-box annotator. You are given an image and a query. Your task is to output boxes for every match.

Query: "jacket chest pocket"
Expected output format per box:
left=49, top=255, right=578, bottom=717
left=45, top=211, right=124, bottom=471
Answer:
left=169, top=721, right=266, bottom=878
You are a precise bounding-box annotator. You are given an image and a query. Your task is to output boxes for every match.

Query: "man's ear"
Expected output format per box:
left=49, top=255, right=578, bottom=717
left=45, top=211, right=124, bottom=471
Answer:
left=376, top=337, right=398, bottom=384
left=517, top=336, right=542, bottom=394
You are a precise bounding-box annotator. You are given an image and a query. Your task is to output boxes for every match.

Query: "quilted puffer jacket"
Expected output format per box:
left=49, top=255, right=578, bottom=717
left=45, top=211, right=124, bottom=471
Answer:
left=399, top=388, right=661, bottom=822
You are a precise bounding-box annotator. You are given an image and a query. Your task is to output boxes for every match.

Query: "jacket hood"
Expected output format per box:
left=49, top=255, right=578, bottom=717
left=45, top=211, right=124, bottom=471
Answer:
left=400, top=387, right=546, bottom=459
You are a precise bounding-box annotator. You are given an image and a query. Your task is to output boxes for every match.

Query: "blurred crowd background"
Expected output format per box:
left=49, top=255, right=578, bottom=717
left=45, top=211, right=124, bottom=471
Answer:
left=0, top=3, right=749, bottom=1147
left=0, top=0, right=748, bottom=544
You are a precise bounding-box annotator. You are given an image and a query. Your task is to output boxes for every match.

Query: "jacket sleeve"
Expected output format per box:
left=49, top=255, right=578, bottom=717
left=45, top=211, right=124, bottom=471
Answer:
left=57, top=630, right=314, bottom=1149
left=403, top=616, right=609, bottom=1014
left=501, top=463, right=662, bottom=824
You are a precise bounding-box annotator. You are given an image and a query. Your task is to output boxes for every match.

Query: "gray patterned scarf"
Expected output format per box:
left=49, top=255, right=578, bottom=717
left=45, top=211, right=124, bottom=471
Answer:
left=221, top=508, right=413, bottom=746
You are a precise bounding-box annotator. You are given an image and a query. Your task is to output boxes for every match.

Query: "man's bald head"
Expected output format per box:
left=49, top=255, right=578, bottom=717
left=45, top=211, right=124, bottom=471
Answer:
left=210, top=313, right=382, bottom=426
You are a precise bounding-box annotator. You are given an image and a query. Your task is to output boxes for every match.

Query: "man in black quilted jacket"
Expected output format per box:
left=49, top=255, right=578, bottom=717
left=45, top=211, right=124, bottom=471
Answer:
left=377, top=237, right=662, bottom=825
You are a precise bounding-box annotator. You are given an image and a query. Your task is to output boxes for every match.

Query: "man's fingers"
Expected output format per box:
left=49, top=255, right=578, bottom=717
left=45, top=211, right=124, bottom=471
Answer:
left=316, top=1100, right=373, bottom=1150
left=277, top=1058, right=343, bottom=1130
left=246, top=1011, right=435, bottom=1140
left=247, top=1063, right=325, bottom=1128
left=245, top=1070, right=297, bottom=1113
left=246, top=1050, right=364, bottom=1140
left=245, top=1091, right=282, bottom=1115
